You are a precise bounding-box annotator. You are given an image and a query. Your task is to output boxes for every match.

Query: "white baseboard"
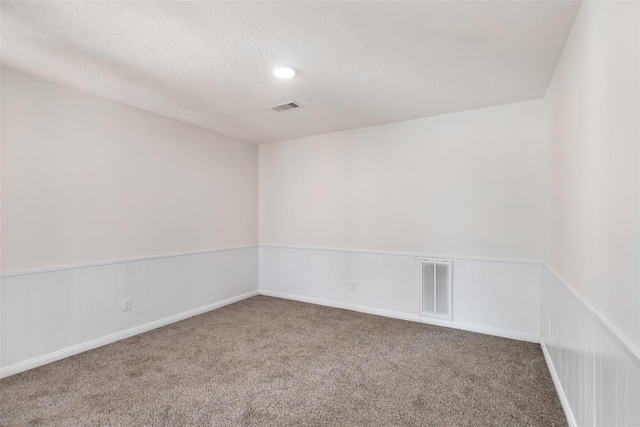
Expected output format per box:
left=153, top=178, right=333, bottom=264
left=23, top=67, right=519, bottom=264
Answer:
left=540, top=341, right=577, bottom=427
left=0, top=290, right=259, bottom=379
left=259, top=290, right=540, bottom=343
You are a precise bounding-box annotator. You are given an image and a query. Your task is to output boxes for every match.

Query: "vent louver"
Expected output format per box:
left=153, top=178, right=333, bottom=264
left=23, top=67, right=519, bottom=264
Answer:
left=270, top=101, right=303, bottom=112
left=420, top=259, right=453, bottom=320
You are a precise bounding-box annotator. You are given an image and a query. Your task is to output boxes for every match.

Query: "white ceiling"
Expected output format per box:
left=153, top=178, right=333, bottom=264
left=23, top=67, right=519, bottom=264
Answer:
left=1, top=1, right=581, bottom=144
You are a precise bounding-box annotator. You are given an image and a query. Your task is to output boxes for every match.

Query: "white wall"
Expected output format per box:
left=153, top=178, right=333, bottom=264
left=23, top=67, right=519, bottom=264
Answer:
left=541, top=2, right=640, bottom=425
left=1, top=68, right=258, bottom=274
left=543, top=0, right=639, bottom=357
left=1, top=247, right=258, bottom=377
left=260, top=99, right=546, bottom=261
left=260, top=246, right=541, bottom=342
left=541, top=265, right=639, bottom=427
left=1, top=69, right=259, bottom=376
left=259, top=99, right=547, bottom=340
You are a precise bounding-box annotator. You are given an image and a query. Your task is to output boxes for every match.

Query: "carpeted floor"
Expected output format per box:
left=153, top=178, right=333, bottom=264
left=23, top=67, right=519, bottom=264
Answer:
left=0, top=296, right=566, bottom=426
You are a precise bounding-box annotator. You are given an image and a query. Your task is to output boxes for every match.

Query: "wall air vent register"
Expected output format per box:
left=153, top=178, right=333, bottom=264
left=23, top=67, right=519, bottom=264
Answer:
left=420, top=259, right=453, bottom=320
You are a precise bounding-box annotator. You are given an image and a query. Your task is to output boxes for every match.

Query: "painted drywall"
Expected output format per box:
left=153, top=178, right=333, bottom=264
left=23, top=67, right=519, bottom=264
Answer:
left=1, top=68, right=258, bottom=274
left=543, top=0, right=640, bottom=353
left=259, top=99, right=546, bottom=261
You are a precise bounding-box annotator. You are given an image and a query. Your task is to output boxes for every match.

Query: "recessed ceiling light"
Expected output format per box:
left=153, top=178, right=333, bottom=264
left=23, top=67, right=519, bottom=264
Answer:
left=273, top=65, right=296, bottom=79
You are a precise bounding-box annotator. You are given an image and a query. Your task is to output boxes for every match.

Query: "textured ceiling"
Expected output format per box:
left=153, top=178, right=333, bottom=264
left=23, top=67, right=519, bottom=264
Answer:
left=1, top=1, right=581, bottom=144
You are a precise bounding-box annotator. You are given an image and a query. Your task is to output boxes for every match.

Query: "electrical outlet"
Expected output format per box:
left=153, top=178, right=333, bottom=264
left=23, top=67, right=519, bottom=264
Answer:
left=349, top=280, right=355, bottom=290
left=123, top=298, right=132, bottom=312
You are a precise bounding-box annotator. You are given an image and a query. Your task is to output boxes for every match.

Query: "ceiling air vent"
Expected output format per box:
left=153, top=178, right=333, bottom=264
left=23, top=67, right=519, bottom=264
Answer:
left=270, top=101, right=303, bottom=112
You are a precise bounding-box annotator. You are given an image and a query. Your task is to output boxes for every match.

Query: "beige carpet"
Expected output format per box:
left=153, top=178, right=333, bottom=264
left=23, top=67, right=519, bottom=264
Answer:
left=1, top=296, right=566, bottom=426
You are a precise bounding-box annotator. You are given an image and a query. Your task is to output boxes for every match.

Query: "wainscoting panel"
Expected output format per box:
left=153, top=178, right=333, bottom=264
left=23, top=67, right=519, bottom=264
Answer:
left=0, top=246, right=258, bottom=378
left=541, top=265, right=640, bottom=427
left=259, top=246, right=541, bottom=341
